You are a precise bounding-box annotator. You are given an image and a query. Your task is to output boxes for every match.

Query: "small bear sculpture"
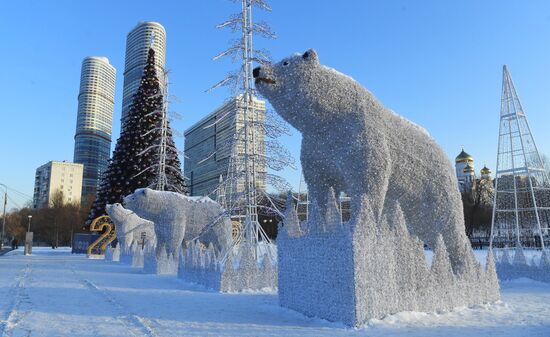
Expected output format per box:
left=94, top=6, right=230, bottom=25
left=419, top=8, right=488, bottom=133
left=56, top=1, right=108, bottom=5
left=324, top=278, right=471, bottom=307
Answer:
left=106, top=203, right=156, bottom=250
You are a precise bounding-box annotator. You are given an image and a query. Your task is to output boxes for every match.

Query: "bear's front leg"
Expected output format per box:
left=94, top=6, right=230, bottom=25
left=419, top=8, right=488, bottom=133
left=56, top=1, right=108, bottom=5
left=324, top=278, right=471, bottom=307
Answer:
left=347, top=143, right=391, bottom=223
left=302, top=157, right=330, bottom=227
left=301, top=139, right=345, bottom=228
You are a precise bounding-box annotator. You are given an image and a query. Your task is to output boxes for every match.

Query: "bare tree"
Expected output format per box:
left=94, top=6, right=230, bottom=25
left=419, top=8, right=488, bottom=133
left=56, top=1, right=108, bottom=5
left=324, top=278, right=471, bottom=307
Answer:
left=462, top=178, right=494, bottom=241
left=3, top=190, right=87, bottom=248
left=6, top=211, right=26, bottom=244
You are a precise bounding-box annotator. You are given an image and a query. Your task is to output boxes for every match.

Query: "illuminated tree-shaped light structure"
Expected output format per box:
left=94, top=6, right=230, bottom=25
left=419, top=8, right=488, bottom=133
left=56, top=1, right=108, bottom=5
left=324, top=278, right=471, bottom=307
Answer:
left=490, top=65, right=550, bottom=250
left=209, top=0, right=293, bottom=259
left=178, top=0, right=293, bottom=291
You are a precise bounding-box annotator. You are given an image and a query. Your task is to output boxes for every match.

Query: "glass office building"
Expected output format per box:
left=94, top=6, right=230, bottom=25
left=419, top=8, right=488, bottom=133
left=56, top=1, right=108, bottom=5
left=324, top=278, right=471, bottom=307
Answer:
left=73, top=56, right=116, bottom=199
left=121, top=21, right=166, bottom=122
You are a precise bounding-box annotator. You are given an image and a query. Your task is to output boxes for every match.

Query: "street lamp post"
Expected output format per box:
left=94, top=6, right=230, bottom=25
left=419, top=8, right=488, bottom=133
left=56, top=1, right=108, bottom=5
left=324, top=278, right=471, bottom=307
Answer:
left=25, top=215, right=33, bottom=255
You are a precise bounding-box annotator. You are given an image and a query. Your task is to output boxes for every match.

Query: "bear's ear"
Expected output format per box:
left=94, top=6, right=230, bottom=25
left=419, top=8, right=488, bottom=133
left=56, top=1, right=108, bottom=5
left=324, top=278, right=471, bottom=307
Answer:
left=302, top=49, right=318, bottom=63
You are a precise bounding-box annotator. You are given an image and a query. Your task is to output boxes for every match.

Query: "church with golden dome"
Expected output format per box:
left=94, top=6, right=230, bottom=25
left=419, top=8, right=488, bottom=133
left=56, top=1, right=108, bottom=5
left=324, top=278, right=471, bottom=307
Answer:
left=455, top=147, right=492, bottom=193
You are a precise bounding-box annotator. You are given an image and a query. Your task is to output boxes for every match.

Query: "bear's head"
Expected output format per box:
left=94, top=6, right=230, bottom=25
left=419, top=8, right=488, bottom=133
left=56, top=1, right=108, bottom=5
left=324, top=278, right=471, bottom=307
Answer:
left=106, top=203, right=137, bottom=248
left=123, top=188, right=187, bottom=223
left=255, top=49, right=367, bottom=134
left=123, top=188, right=162, bottom=221
left=254, top=49, right=322, bottom=131
left=105, top=203, right=132, bottom=222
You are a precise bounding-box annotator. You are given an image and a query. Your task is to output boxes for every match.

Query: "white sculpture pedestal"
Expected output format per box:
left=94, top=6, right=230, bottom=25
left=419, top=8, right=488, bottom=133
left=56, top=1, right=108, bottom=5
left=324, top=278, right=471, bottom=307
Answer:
left=495, top=248, right=550, bottom=283
left=178, top=241, right=277, bottom=292
left=278, top=204, right=500, bottom=326
left=143, top=246, right=177, bottom=275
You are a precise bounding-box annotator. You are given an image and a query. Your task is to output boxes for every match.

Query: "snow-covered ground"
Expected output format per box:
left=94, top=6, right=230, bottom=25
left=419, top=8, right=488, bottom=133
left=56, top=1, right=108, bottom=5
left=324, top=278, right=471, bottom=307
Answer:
left=0, top=247, right=549, bottom=337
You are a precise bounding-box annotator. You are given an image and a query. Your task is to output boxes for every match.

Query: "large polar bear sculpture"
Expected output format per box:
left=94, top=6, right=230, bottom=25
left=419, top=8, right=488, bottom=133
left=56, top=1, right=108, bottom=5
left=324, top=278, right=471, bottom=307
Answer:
left=123, top=188, right=232, bottom=257
left=185, top=197, right=233, bottom=253
left=254, top=49, right=471, bottom=271
left=106, top=203, right=156, bottom=250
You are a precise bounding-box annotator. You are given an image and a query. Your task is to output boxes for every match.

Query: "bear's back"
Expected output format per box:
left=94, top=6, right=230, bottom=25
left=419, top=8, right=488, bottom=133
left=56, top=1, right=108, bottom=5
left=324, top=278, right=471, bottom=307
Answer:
left=328, top=73, right=456, bottom=190
left=141, top=191, right=193, bottom=222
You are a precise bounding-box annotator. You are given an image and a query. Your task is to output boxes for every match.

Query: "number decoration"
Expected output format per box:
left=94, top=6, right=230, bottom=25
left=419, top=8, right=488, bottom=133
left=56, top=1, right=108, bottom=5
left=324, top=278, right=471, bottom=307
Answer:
left=87, top=215, right=117, bottom=257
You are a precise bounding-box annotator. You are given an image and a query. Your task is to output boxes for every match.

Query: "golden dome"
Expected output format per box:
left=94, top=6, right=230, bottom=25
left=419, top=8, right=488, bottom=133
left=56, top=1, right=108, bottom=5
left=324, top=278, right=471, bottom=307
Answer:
left=481, top=165, right=491, bottom=175
left=456, top=148, right=473, bottom=163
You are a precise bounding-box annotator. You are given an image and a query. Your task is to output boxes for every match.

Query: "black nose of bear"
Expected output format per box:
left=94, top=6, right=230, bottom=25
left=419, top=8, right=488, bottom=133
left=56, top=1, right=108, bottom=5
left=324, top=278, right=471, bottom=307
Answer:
left=253, top=67, right=260, bottom=78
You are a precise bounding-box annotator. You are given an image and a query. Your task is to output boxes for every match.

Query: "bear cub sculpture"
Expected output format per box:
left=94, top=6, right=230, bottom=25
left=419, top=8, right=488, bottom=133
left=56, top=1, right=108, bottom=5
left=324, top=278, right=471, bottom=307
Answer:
left=255, top=49, right=471, bottom=271
left=106, top=203, right=156, bottom=250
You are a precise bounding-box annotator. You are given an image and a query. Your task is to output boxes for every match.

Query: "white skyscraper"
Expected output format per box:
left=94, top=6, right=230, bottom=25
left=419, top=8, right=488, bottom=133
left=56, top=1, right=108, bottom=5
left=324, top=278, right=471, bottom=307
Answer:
left=121, top=21, right=166, bottom=122
left=73, top=56, right=116, bottom=199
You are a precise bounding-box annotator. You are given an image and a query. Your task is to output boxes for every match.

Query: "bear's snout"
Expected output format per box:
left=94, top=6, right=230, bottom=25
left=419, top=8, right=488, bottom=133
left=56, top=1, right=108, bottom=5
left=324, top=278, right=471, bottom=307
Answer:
left=253, top=66, right=276, bottom=85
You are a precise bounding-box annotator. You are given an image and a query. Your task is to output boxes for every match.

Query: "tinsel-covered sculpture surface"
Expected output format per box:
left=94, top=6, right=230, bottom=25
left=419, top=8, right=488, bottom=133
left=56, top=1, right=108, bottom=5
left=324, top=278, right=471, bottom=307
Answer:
left=256, top=50, right=500, bottom=325
left=124, top=189, right=189, bottom=259
left=277, top=195, right=500, bottom=326
left=255, top=49, right=471, bottom=271
left=106, top=203, right=156, bottom=249
left=495, top=247, right=550, bottom=283
left=123, top=188, right=232, bottom=258
left=179, top=241, right=277, bottom=292
left=106, top=203, right=155, bottom=265
left=104, top=244, right=120, bottom=262
left=105, top=203, right=136, bottom=252
left=185, top=198, right=233, bottom=255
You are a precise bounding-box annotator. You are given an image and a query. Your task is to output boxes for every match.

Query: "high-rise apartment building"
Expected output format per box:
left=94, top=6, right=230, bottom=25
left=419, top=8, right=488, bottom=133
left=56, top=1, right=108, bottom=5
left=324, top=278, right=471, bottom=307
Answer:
left=121, top=21, right=166, bottom=122
left=73, top=56, right=116, bottom=199
left=184, top=96, right=267, bottom=197
left=33, top=161, right=84, bottom=208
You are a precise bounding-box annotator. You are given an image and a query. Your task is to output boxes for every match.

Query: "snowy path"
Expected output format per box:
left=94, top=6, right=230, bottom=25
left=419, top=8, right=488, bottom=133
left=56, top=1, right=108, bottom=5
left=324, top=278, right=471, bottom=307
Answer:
left=0, top=248, right=549, bottom=336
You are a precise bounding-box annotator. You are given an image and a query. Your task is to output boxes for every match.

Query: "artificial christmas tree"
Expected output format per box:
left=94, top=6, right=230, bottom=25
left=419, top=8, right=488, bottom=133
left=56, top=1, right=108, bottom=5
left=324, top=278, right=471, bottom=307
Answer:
left=86, top=48, right=186, bottom=224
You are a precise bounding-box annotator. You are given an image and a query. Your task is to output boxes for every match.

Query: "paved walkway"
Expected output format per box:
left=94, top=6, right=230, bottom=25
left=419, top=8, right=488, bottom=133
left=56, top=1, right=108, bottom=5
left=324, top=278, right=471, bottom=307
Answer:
left=0, top=248, right=549, bottom=337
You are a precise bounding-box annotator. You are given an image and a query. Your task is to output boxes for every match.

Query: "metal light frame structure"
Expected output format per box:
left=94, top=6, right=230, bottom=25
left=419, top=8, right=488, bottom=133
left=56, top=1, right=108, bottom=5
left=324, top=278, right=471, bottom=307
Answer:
left=154, top=69, right=170, bottom=191
left=232, top=0, right=269, bottom=255
left=210, top=0, right=277, bottom=260
left=134, top=65, right=185, bottom=192
left=489, top=65, right=550, bottom=250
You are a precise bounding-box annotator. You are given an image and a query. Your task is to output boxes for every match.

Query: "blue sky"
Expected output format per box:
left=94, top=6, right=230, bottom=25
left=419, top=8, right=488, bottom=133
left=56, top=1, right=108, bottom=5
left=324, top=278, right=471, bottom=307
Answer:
left=1, top=0, right=550, bottom=208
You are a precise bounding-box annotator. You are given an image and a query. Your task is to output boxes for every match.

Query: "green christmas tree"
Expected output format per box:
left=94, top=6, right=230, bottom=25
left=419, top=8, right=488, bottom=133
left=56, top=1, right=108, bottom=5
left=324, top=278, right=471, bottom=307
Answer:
left=86, top=48, right=187, bottom=224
